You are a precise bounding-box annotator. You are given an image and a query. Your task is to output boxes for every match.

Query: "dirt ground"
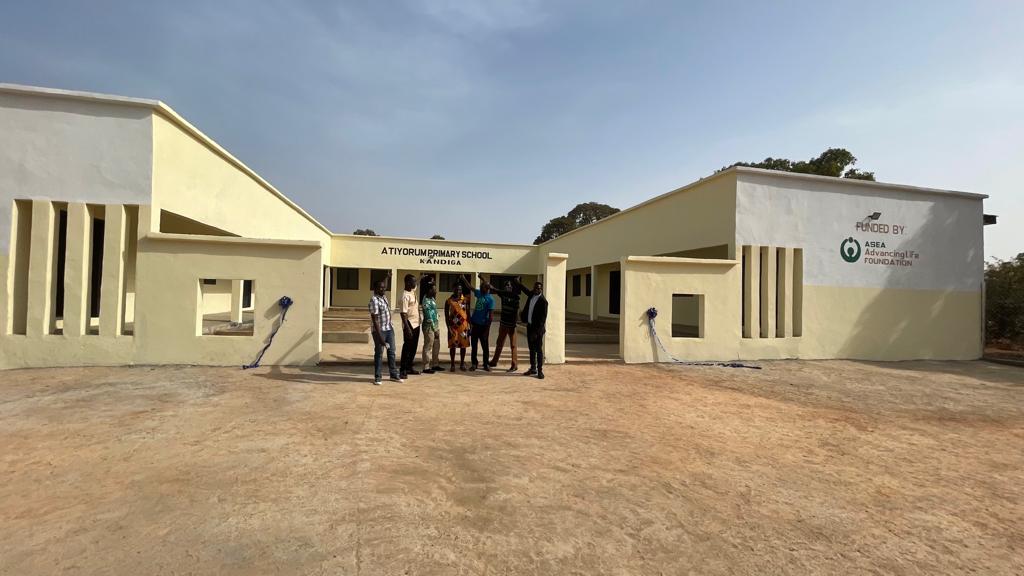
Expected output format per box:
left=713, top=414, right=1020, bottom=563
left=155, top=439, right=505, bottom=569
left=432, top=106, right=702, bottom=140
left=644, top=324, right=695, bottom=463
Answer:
left=1, top=360, right=1021, bottom=575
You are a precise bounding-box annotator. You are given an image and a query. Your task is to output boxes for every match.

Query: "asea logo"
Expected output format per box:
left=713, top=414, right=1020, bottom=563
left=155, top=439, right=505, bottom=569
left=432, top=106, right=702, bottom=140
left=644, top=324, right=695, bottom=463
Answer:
left=840, top=237, right=861, bottom=263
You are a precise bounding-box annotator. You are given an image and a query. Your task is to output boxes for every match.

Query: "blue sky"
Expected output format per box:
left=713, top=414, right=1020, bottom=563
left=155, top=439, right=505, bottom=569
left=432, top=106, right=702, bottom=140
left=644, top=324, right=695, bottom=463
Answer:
left=1, top=1, right=1021, bottom=258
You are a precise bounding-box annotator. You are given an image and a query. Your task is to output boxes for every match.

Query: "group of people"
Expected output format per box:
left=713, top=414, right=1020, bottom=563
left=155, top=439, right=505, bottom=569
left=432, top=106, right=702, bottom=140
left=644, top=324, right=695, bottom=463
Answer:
left=368, top=272, right=548, bottom=385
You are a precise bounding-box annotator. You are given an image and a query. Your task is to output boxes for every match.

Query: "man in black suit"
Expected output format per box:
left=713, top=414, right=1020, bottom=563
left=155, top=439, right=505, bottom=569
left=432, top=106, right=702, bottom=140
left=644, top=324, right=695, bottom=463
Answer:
left=515, top=279, right=548, bottom=379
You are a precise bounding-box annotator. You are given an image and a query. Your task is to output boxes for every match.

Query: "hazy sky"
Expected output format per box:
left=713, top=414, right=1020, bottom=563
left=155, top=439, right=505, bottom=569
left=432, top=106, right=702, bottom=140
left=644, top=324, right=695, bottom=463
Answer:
left=1, top=1, right=1021, bottom=258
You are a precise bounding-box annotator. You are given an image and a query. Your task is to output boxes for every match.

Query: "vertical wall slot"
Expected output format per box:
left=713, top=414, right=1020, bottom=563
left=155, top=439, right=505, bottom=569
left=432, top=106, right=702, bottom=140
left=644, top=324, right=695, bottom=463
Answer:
left=87, top=207, right=105, bottom=334
left=50, top=206, right=68, bottom=334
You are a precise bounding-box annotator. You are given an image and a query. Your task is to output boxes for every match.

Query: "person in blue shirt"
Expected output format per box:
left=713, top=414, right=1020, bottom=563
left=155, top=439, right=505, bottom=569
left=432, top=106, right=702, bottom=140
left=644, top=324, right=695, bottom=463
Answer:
left=461, top=274, right=495, bottom=371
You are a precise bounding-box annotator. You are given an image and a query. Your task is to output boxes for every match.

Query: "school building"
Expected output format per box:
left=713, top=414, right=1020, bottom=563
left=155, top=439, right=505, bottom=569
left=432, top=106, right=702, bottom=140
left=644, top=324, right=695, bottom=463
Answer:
left=0, top=84, right=991, bottom=370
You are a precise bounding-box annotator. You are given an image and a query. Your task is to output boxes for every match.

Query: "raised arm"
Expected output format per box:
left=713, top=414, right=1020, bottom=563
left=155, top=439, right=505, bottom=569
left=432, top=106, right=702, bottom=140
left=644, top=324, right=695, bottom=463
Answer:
left=461, top=273, right=481, bottom=296
left=513, top=276, right=531, bottom=296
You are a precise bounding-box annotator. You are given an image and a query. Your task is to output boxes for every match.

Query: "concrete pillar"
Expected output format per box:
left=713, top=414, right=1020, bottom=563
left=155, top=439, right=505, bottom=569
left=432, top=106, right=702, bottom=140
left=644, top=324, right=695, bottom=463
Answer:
left=743, top=245, right=759, bottom=339
left=100, top=204, right=126, bottom=337
left=759, top=246, right=775, bottom=338
left=136, top=204, right=157, bottom=240
left=63, top=203, right=91, bottom=337
left=25, top=200, right=55, bottom=338
left=322, top=266, right=331, bottom=310
left=194, top=281, right=204, bottom=337
left=388, top=267, right=398, bottom=310
left=793, top=248, right=804, bottom=337
left=589, top=265, right=597, bottom=321
left=230, top=279, right=244, bottom=323
left=5, top=200, right=33, bottom=335
left=544, top=253, right=568, bottom=364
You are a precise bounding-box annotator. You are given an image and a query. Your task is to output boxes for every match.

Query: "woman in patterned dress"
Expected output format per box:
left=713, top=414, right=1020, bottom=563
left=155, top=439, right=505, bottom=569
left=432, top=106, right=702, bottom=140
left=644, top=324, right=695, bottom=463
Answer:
left=445, top=283, right=471, bottom=371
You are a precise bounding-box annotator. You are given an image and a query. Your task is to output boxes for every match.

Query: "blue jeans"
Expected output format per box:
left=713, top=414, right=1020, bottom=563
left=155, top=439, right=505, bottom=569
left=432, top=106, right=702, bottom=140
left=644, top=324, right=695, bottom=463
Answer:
left=374, top=329, right=399, bottom=380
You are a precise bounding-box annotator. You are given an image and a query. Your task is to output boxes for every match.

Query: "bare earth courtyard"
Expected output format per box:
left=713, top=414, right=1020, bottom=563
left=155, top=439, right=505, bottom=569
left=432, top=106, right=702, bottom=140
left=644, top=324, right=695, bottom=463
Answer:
left=1, top=360, right=1021, bottom=575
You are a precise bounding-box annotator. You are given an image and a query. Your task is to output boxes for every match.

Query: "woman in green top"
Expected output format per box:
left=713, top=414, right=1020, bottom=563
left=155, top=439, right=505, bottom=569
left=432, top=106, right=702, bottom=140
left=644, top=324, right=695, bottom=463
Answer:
left=420, top=285, right=443, bottom=373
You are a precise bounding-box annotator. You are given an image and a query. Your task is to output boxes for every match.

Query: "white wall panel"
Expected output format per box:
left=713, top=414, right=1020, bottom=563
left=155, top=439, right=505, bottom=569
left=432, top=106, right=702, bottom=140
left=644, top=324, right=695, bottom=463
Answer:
left=736, top=173, right=984, bottom=292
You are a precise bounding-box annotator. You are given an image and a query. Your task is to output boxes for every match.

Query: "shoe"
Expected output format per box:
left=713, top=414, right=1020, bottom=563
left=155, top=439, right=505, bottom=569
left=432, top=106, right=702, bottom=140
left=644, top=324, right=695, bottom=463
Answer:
left=449, top=364, right=456, bottom=372
left=373, top=379, right=382, bottom=386
left=407, top=369, right=420, bottom=376
left=469, top=364, right=477, bottom=371
left=433, top=366, right=444, bottom=372
left=422, top=368, right=434, bottom=374
left=507, top=365, right=518, bottom=373
left=483, top=365, right=491, bottom=372
left=536, top=371, right=545, bottom=380
left=390, top=374, right=403, bottom=383
left=399, top=372, right=407, bottom=380
left=460, top=363, right=468, bottom=372
left=523, top=368, right=536, bottom=376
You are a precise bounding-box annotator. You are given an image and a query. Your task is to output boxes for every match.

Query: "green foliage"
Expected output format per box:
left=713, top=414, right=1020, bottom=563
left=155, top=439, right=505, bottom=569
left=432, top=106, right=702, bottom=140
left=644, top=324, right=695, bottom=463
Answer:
left=430, top=234, right=445, bottom=240
left=534, top=202, right=620, bottom=244
left=985, top=253, right=1024, bottom=344
left=723, top=148, right=876, bottom=181
left=353, top=229, right=378, bottom=236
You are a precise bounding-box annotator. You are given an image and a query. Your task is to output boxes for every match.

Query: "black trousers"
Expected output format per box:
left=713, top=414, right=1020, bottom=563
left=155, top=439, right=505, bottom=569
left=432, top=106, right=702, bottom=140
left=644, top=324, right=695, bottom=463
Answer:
left=400, top=326, right=420, bottom=373
left=527, top=324, right=544, bottom=372
left=470, top=322, right=490, bottom=367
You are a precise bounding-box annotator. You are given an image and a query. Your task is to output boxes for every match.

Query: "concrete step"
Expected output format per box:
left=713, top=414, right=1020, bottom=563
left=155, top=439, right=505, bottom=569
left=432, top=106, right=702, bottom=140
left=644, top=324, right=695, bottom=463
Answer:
left=323, top=331, right=370, bottom=343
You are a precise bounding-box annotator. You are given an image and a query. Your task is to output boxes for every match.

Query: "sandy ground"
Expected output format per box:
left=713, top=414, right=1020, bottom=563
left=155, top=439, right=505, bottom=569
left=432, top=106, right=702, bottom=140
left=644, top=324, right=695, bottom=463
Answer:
left=1, top=360, right=1021, bottom=575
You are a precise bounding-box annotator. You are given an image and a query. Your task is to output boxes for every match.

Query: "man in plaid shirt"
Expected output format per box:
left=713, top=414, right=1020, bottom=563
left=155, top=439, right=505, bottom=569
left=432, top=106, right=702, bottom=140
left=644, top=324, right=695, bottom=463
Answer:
left=369, top=276, right=402, bottom=385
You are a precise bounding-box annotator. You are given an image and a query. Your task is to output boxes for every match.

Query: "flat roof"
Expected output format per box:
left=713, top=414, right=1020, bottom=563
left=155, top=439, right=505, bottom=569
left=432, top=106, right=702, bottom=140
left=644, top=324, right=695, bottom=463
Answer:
left=734, top=166, right=988, bottom=200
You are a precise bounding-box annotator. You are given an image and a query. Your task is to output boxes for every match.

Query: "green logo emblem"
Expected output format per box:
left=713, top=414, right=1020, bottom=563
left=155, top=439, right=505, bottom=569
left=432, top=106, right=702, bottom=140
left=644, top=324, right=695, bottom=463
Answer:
left=840, top=237, right=861, bottom=263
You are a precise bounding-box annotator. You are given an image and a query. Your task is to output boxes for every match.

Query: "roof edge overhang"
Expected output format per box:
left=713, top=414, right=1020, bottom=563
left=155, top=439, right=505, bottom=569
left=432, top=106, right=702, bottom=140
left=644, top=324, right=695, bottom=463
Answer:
left=0, top=83, right=333, bottom=237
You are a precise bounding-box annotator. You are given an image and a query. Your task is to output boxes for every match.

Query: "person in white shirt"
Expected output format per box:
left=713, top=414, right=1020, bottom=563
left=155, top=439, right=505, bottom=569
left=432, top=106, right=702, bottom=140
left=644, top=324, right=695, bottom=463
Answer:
left=399, top=274, right=421, bottom=378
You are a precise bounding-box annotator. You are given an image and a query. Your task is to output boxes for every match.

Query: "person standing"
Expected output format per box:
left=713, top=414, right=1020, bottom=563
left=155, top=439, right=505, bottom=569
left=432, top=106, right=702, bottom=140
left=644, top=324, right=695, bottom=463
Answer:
left=516, top=279, right=548, bottom=379
left=369, top=278, right=402, bottom=385
left=399, top=274, right=421, bottom=378
left=461, top=274, right=495, bottom=371
left=420, top=284, right=442, bottom=373
left=488, top=276, right=522, bottom=372
left=445, top=284, right=471, bottom=371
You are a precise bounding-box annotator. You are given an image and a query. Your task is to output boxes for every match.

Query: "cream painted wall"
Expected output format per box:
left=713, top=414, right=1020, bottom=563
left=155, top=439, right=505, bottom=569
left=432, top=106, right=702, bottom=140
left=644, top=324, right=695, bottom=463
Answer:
left=134, top=234, right=322, bottom=366
left=331, top=234, right=537, bottom=275
left=543, top=254, right=568, bottom=364
left=566, top=267, right=591, bottom=316
left=151, top=114, right=331, bottom=254
left=199, top=279, right=234, bottom=315
left=620, top=256, right=982, bottom=364
left=330, top=268, right=375, bottom=307
left=0, top=92, right=153, bottom=253
left=620, top=257, right=741, bottom=364
left=593, top=263, right=620, bottom=321
left=540, top=171, right=738, bottom=269
left=2, top=223, right=322, bottom=369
